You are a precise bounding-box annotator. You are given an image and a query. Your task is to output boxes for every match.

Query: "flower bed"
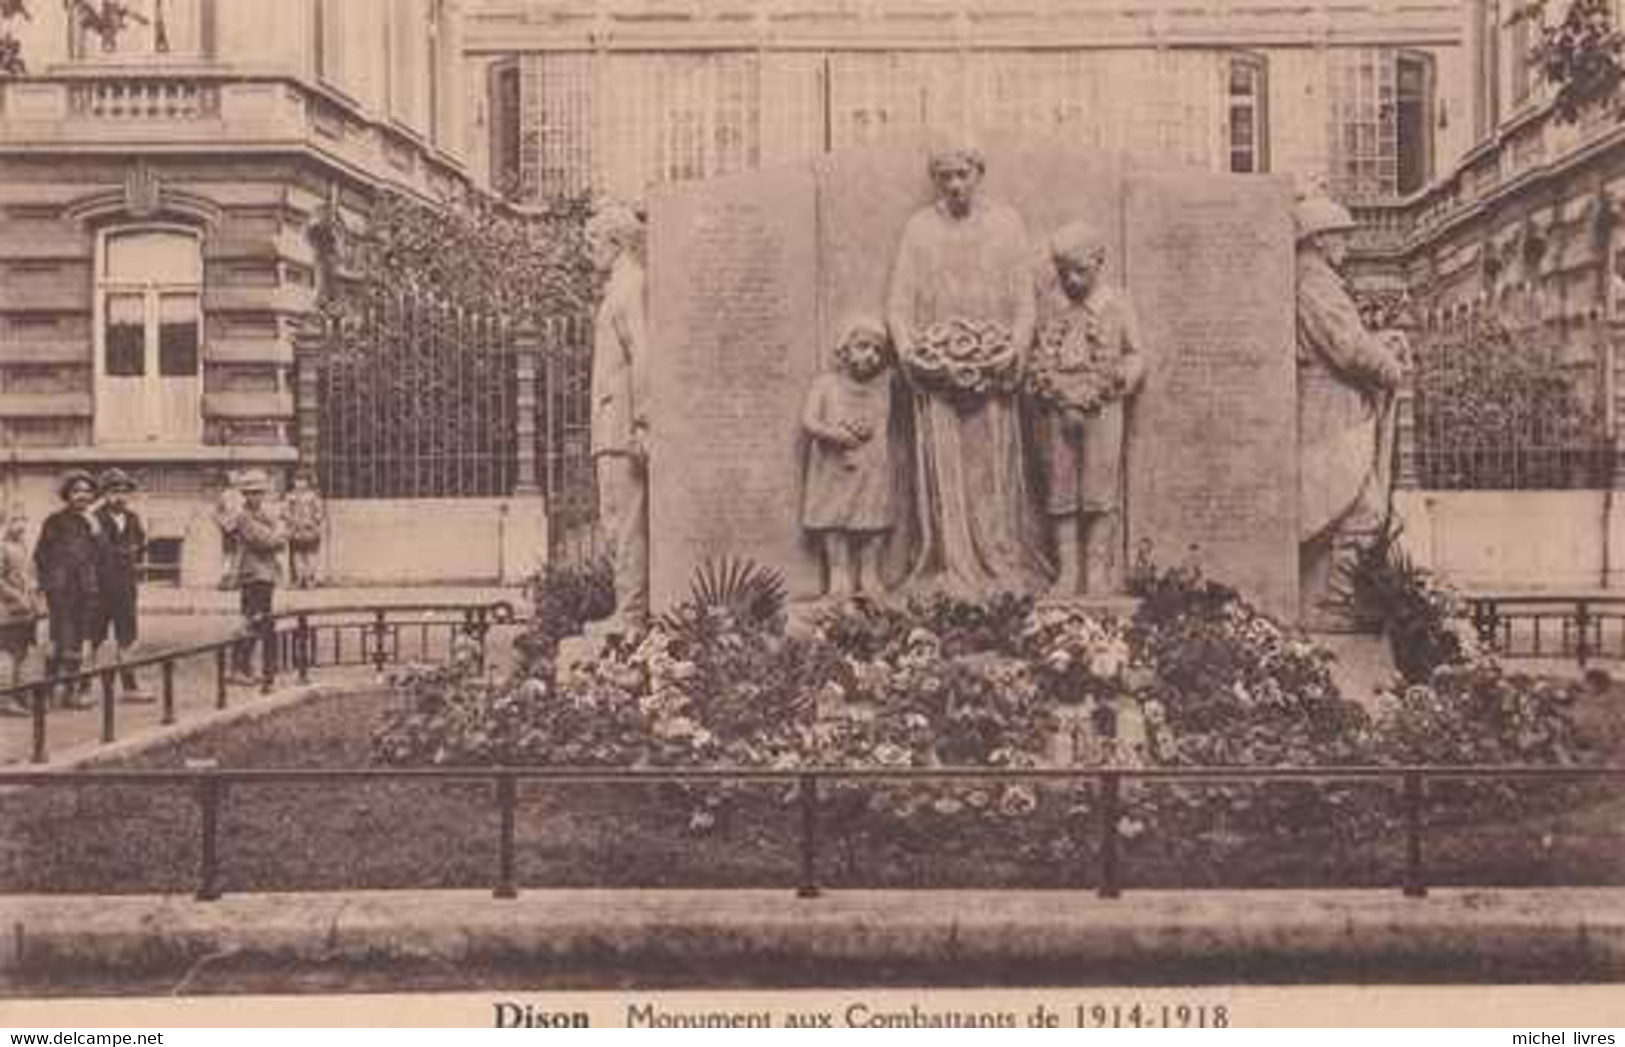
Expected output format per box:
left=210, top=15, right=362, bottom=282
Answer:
left=370, top=560, right=1609, bottom=877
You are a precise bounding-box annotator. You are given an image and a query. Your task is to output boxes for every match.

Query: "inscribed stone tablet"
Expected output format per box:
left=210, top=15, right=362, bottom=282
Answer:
left=1123, top=173, right=1299, bottom=620
left=647, top=166, right=821, bottom=611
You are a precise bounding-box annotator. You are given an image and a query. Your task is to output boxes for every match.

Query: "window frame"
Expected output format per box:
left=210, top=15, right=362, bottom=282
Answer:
left=92, top=224, right=205, bottom=447
left=1395, top=48, right=1436, bottom=196
left=67, top=0, right=216, bottom=62
left=1327, top=46, right=1436, bottom=200
left=1227, top=50, right=1270, bottom=175
left=313, top=0, right=347, bottom=92
left=488, top=56, right=522, bottom=197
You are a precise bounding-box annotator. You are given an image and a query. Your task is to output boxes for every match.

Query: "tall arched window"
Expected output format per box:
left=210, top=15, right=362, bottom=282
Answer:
left=95, top=227, right=203, bottom=446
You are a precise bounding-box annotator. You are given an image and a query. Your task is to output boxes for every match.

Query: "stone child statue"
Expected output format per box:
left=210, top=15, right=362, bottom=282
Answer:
left=1031, top=221, right=1146, bottom=596
left=587, top=204, right=652, bottom=630
left=800, top=317, right=896, bottom=598
left=1294, top=191, right=1408, bottom=629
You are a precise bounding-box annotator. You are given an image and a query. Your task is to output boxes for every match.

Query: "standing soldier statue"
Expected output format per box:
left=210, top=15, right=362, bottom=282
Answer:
left=1294, top=190, right=1409, bottom=629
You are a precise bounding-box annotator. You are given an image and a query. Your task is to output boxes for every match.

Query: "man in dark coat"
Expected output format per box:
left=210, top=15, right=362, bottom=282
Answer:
left=90, top=468, right=153, bottom=702
left=33, top=469, right=102, bottom=708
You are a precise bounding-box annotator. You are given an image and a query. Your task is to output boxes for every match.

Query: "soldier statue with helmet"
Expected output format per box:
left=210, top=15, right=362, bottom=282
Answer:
left=1294, top=188, right=1410, bottom=628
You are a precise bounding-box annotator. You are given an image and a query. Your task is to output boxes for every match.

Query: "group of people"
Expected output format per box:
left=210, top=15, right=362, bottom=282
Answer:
left=215, top=467, right=326, bottom=594
left=0, top=468, right=151, bottom=712
left=0, top=465, right=331, bottom=711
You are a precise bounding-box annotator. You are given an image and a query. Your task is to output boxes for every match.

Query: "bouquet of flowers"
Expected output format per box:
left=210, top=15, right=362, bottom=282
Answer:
left=1025, top=315, right=1126, bottom=414
left=905, top=318, right=1018, bottom=401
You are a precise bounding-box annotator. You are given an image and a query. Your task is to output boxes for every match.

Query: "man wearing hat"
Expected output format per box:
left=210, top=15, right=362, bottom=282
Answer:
left=32, top=469, right=102, bottom=708
left=229, top=469, right=286, bottom=684
left=1294, top=188, right=1409, bottom=628
left=90, top=467, right=153, bottom=702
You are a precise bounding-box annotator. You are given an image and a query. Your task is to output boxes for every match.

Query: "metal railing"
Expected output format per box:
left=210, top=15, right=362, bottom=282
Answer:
left=1414, top=443, right=1615, bottom=492
left=1466, top=594, right=1625, bottom=668
left=0, top=762, right=1617, bottom=902
left=0, top=602, right=517, bottom=765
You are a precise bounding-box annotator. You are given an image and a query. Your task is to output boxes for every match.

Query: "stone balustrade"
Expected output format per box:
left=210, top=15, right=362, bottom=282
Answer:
left=0, top=71, right=467, bottom=199
left=66, top=76, right=221, bottom=120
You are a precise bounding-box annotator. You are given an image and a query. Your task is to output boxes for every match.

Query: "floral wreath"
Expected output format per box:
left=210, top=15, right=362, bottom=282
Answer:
left=1025, top=311, right=1127, bottom=414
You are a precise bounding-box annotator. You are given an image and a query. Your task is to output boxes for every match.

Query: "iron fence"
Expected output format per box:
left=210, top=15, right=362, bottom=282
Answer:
left=1467, top=594, right=1625, bottom=667
left=4, top=598, right=1619, bottom=903
left=0, top=762, right=1617, bottom=902
left=538, top=310, right=600, bottom=565
left=0, top=602, right=517, bottom=766
left=1414, top=443, right=1615, bottom=492
left=316, top=289, right=520, bottom=499
left=1409, top=320, right=1611, bottom=491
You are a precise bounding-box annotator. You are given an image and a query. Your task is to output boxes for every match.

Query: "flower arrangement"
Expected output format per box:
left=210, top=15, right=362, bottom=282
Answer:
left=1025, top=315, right=1128, bottom=413
left=373, top=557, right=1607, bottom=876
left=513, top=555, right=615, bottom=672
left=904, top=318, right=1018, bottom=401
left=1337, top=519, right=1474, bottom=683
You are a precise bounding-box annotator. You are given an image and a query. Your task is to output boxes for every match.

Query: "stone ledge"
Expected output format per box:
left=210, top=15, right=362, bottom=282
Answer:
left=2, top=887, right=1622, bottom=988
left=3, top=444, right=298, bottom=465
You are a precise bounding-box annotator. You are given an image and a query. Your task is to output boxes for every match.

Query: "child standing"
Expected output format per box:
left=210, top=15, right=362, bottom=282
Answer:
left=284, top=468, right=325, bottom=589
left=0, top=508, right=39, bottom=709
left=801, top=317, right=896, bottom=598
left=1031, top=222, right=1147, bottom=597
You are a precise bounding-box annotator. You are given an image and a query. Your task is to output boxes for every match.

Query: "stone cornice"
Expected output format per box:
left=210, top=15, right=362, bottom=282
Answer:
left=463, top=0, right=1463, bottom=52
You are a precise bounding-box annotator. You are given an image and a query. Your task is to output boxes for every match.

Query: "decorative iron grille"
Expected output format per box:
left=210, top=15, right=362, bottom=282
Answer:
left=315, top=288, right=519, bottom=499
left=1412, top=317, right=1613, bottom=490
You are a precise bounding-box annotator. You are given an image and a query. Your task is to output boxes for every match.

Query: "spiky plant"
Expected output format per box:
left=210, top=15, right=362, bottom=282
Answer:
left=662, top=556, right=788, bottom=639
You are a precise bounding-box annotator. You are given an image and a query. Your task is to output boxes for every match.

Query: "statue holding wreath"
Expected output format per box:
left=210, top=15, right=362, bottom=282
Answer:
left=884, top=132, right=1051, bottom=597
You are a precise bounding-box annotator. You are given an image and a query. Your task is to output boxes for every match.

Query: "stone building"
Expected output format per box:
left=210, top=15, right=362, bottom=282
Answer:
left=464, top=0, right=1471, bottom=210
left=1364, top=0, right=1625, bottom=590
left=0, top=1, right=546, bottom=587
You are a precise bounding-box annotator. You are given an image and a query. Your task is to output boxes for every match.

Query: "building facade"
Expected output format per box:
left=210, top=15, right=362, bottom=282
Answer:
left=0, top=1, right=549, bottom=587
left=465, top=0, right=1470, bottom=211
left=1363, top=0, right=1625, bottom=590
